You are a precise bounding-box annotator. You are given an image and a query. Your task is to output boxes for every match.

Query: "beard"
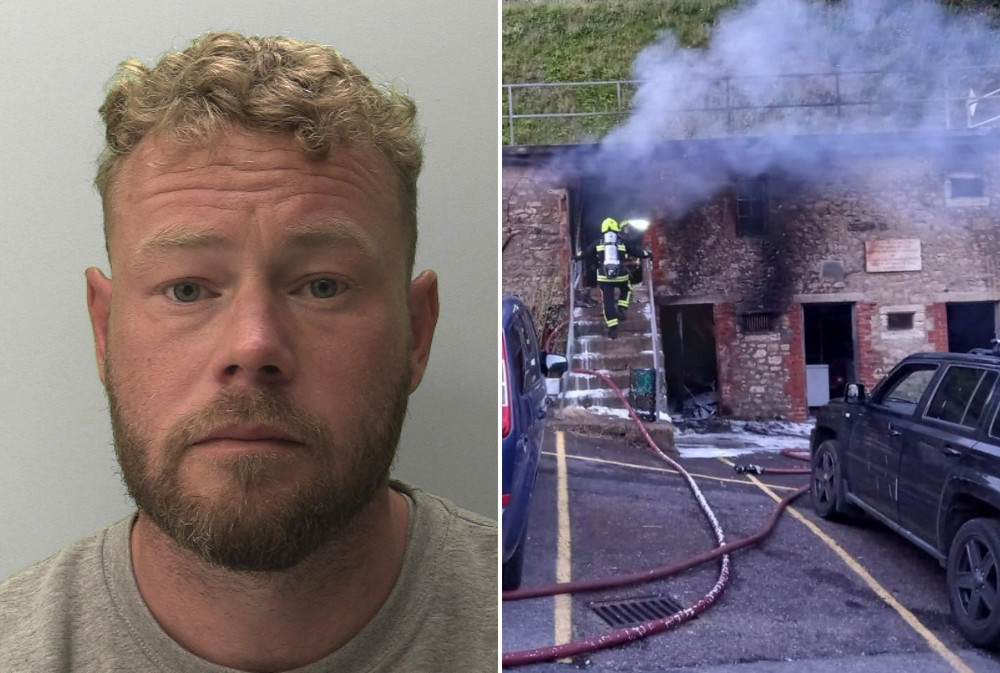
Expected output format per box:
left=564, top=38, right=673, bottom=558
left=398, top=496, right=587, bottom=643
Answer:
left=106, top=360, right=410, bottom=573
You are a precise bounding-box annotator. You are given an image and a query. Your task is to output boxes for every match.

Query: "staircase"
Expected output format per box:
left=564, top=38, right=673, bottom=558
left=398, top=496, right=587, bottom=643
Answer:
left=563, top=273, right=667, bottom=418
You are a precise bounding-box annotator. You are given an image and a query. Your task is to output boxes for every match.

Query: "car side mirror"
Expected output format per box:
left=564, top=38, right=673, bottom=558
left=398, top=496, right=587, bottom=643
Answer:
left=543, top=353, right=568, bottom=377
left=845, top=383, right=866, bottom=404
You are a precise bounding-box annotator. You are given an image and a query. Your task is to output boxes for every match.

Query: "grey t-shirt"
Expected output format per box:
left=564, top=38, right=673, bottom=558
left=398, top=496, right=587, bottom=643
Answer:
left=0, top=482, right=498, bottom=672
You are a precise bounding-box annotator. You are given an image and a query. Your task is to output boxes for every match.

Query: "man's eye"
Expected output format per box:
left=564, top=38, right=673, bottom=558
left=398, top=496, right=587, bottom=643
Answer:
left=168, top=282, right=202, bottom=303
left=308, top=278, right=340, bottom=298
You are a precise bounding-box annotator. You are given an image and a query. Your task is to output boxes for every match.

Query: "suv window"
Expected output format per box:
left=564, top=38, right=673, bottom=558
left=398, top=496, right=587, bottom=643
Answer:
left=873, top=363, right=938, bottom=416
left=508, top=319, right=527, bottom=393
left=989, top=396, right=1000, bottom=440
left=926, top=366, right=998, bottom=429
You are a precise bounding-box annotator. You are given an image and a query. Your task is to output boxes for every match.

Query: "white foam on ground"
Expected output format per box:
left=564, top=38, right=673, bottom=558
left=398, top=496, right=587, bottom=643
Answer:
left=675, top=421, right=813, bottom=459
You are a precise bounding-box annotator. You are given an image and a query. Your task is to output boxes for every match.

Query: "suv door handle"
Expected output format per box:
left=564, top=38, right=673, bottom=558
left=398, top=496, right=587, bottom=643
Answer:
left=941, top=444, right=961, bottom=457
left=888, top=423, right=902, bottom=437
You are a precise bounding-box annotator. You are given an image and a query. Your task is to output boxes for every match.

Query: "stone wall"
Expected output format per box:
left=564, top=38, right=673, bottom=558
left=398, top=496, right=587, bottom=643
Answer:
left=503, top=140, right=1000, bottom=418
left=642, top=146, right=1000, bottom=417
left=712, top=304, right=807, bottom=420
left=646, top=151, right=1000, bottom=308
left=502, top=161, right=571, bottom=346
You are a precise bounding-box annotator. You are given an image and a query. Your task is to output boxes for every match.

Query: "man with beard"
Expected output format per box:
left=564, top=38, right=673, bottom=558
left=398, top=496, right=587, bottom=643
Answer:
left=0, top=31, right=497, bottom=672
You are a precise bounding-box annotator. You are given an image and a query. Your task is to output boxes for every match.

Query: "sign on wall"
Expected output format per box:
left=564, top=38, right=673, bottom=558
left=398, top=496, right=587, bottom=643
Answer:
left=865, top=239, right=922, bottom=273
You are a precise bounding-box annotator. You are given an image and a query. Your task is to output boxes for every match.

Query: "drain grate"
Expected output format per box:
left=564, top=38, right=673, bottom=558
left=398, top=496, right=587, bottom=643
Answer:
left=589, top=594, right=688, bottom=628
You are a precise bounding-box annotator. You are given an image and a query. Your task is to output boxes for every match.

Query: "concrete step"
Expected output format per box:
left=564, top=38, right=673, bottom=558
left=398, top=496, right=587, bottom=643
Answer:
left=571, top=351, right=656, bottom=372
left=565, top=370, right=633, bottom=393
left=551, top=407, right=676, bottom=453
left=573, top=334, right=653, bottom=357
left=573, top=319, right=652, bottom=338
left=565, top=370, right=657, bottom=400
left=563, top=385, right=627, bottom=402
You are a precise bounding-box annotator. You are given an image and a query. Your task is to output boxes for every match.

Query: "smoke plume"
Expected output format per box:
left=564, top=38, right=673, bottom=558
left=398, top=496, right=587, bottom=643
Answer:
left=575, top=0, right=1000, bottom=217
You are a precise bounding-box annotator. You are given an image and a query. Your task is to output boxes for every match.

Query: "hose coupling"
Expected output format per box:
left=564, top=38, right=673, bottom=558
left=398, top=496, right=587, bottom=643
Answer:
left=734, top=464, right=764, bottom=475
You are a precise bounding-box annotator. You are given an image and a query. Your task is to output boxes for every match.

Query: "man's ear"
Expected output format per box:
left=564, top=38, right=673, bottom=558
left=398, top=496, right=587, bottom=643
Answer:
left=406, top=270, right=439, bottom=394
left=86, top=267, right=112, bottom=388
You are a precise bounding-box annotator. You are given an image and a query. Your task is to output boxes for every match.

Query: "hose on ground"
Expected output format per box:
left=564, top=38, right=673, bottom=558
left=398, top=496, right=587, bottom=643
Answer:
left=734, top=448, right=812, bottom=475
left=501, top=368, right=809, bottom=667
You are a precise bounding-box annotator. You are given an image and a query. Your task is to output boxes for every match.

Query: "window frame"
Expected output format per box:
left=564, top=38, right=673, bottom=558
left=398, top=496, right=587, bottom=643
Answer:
left=734, top=177, right=768, bottom=237
left=870, top=362, right=940, bottom=417
left=945, top=173, right=989, bottom=207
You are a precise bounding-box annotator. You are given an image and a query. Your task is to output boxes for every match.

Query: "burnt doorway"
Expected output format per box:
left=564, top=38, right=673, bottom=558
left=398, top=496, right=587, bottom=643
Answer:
left=802, top=303, right=855, bottom=404
left=947, top=302, right=997, bottom=353
left=661, top=304, right=718, bottom=416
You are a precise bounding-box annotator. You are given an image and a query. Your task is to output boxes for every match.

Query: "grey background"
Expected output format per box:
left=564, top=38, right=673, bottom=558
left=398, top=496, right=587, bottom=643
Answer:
left=0, top=0, right=497, bottom=580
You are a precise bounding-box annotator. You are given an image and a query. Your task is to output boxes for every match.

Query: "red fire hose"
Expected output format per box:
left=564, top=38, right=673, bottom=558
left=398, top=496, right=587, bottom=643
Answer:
left=501, top=368, right=811, bottom=668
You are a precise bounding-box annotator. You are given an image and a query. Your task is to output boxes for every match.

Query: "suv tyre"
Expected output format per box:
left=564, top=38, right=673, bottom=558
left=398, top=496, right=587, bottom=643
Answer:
left=811, top=439, right=858, bottom=520
left=947, top=518, right=1000, bottom=648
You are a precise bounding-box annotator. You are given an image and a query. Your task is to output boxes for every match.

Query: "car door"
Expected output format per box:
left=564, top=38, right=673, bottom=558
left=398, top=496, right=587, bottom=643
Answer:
left=898, top=366, right=997, bottom=545
left=845, top=362, right=939, bottom=522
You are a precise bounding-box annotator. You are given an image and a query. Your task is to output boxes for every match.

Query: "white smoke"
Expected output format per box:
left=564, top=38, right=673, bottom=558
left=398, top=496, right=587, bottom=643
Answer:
left=574, top=0, right=1000, bottom=217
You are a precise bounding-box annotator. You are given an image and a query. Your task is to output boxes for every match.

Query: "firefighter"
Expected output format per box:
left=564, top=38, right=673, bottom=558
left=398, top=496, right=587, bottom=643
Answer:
left=575, top=217, right=650, bottom=339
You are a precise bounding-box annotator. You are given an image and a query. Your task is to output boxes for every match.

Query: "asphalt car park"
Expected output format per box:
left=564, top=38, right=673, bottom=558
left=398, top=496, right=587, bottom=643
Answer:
left=502, top=423, right=1000, bottom=672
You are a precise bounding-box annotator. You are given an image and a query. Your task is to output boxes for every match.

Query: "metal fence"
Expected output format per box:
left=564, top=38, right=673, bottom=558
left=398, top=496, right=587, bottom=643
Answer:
left=502, top=66, right=1000, bottom=146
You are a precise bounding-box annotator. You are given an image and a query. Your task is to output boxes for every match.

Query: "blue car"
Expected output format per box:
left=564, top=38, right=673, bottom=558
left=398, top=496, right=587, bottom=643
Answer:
left=501, top=296, right=566, bottom=590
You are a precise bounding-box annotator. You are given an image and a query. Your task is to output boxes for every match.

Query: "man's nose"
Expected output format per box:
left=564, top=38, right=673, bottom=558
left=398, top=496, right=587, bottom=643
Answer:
left=215, top=285, right=296, bottom=386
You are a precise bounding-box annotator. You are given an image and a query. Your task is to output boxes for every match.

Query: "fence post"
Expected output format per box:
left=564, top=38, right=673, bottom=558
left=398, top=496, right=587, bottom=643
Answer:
left=506, top=84, right=516, bottom=145
left=944, top=69, right=951, bottom=130
left=725, top=77, right=732, bottom=133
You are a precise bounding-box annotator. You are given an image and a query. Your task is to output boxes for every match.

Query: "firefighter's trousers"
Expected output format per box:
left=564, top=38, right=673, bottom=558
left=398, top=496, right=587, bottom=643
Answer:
left=598, top=278, right=632, bottom=328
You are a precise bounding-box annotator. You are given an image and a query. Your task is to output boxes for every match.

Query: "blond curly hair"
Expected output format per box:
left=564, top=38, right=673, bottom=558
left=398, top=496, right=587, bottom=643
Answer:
left=96, top=31, right=423, bottom=271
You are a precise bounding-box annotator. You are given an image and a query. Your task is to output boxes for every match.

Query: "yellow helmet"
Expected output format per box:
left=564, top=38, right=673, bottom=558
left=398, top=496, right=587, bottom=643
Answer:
left=601, top=217, right=621, bottom=233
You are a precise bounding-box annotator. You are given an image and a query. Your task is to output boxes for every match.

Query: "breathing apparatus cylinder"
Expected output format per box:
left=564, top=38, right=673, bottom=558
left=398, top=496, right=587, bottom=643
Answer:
left=601, top=231, right=620, bottom=277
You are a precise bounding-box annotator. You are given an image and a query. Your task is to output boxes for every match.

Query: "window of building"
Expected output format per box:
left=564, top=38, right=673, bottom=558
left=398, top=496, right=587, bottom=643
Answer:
left=946, top=174, right=988, bottom=206
left=887, top=312, right=914, bottom=331
left=735, top=177, right=767, bottom=236
left=742, top=312, right=777, bottom=333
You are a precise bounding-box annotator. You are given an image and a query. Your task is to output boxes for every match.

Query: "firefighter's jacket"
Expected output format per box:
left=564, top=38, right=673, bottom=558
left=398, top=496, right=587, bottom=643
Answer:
left=577, top=231, right=649, bottom=283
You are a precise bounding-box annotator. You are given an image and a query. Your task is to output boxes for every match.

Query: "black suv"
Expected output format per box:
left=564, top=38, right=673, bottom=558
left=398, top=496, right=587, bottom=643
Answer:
left=811, top=349, right=1000, bottom=648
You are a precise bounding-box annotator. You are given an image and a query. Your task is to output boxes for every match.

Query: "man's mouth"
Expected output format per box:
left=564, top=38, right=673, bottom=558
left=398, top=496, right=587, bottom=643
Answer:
left=191, top=425, right=305, bottom=451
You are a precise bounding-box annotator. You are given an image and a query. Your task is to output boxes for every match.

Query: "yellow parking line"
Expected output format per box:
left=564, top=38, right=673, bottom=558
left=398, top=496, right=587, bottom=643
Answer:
left=542, top=450, right=799, bottom=491
left=555, top=431, right=572, bottom=652
left=718, top=458, right=974, bottom=673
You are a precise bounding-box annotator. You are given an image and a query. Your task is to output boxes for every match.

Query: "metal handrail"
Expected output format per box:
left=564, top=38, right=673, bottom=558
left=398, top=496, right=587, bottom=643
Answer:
left=642, top=257, right=666, bottom=418
left=502, top=65, right=1000, bottom=145
left=560, top=258, right=579, bottom=410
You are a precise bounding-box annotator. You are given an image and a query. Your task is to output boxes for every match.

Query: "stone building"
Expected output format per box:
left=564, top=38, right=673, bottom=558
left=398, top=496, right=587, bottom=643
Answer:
left=502, top=131, right=1000, bottom=421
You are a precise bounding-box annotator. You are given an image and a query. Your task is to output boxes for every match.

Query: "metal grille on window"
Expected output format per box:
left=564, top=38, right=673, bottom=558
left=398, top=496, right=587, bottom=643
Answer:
left=742, top=312, right=777, bottom=333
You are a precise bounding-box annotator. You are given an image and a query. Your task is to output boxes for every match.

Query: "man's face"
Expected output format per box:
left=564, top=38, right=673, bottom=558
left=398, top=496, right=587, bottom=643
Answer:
left=86, top=131, right=438, bottom=572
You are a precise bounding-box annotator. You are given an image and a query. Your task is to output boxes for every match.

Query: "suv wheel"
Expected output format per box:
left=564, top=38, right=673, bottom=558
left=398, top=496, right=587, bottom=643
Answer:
left=811, top=439, right=857, bottom=520
left=947, top=518, right=1000, bottom=648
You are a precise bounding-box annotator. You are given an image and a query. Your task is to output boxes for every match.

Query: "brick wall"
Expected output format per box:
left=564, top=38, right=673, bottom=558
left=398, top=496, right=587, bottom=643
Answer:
left=926, top=302, right=949, bottom=352
left=784, top=305, right=807, bottom=421
left=855, top=302, right=879, bottom=388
